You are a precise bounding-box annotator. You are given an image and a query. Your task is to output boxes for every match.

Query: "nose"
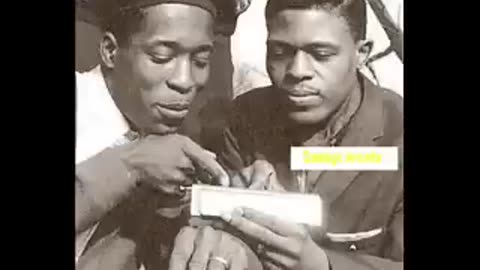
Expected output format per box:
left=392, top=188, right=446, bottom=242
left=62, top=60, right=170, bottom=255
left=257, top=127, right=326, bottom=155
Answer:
left=166, top=57, right=195, bottom=94
left=286, top=50, right=314, bottom=82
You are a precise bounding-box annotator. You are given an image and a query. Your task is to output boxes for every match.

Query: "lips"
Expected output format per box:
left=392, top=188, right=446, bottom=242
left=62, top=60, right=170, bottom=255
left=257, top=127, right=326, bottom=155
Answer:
left=287, top=88, right=319, bottom=97
left=154, top=103, right=190, bottom=120
left=159, top=103, right=190, bottom=111
left=283, top=89, right=322, bottom=107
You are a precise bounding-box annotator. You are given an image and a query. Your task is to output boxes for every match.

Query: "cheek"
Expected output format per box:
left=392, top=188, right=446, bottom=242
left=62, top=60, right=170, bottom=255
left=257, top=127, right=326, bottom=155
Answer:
left=127, top=56, right=175, bottom=106
left=131, top=56, right=172, bottom=90
left=192, top=66, right=210, bottom=87
left=266, top=58, right=287, bottom=85
left=313, top=54, right=358, bottom=100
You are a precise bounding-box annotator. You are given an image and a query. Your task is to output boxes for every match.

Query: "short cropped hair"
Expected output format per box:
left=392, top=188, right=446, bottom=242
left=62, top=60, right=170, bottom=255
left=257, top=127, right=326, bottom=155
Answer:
left=99, top=7, right=147, bottom=46
left=265, top=0, right=367, bottom=41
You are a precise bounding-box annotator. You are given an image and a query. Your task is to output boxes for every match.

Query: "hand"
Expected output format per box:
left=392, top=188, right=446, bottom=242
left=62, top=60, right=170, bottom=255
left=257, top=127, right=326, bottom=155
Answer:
left=124, top=134, right=229, bottom=196
left=221, top=208, right=329, bottom=270
left=169, top=226, right=255, bottom=270
left=231, top=160, right=284, bottom=191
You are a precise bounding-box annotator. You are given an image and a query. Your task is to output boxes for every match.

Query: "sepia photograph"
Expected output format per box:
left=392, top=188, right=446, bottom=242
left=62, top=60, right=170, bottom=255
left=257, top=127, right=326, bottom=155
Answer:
left=75, top=0, right=403, bottom=269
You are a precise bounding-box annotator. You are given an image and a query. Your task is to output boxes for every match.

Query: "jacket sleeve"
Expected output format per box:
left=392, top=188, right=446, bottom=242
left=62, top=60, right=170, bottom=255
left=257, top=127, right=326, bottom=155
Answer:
left=325, top=206, right=403, bottom=270
left=324, top=196, right=403, bottom=269
left=326, top=155, right=404, bottom=270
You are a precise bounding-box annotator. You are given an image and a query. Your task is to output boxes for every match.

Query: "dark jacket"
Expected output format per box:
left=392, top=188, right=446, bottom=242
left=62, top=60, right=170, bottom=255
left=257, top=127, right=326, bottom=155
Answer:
left=215, top=76, right=404, bottom=270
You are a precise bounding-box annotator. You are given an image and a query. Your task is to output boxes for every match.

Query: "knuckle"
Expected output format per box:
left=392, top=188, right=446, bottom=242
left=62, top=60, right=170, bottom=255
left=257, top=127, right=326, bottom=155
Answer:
left=178, top=156, right=193, bottom=169
left=202, top=225, right=215, bottom=235
left=169, top=251, right=190, bottom=262
left=177, top=226, right=197, bottom=238
left=290, top=242, right=303, bottom=257
left=196, top=226, right=215, bottom=243
left=168, top=170, right=185, bottom=182
left=254, top=160, right=274, bottom=171
left=188, top=260, right=207, bottom=270
left=259, top=235, right=273, bottom=247
left=160, top=185, right=178, bottom=195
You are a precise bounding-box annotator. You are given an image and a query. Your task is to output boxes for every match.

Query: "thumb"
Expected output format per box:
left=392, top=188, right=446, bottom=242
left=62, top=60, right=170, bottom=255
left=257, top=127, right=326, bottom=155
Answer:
left=249, top=160, right=275, bottom=190
left=231, top=165, right=254, bottom=188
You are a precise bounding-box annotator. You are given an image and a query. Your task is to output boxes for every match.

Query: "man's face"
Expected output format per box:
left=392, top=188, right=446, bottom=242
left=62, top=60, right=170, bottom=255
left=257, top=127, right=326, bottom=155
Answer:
left=108, top=4, right=214, bottom=134
left=266, top=8, right=365, bottom=125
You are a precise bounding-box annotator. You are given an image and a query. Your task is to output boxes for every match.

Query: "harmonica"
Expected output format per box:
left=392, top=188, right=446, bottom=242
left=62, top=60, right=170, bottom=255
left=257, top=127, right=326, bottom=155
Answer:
left=190, top=184, right=323, bottom=226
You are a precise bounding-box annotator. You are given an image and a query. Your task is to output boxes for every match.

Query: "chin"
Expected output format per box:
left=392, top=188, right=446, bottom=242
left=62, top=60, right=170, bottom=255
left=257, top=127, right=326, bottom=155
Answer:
left=287, top=110, right=330, bottom=125
left=146, top=123, right=180, bottom=135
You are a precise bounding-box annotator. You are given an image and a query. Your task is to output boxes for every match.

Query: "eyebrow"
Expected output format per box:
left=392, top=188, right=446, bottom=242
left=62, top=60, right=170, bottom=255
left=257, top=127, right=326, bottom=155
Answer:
left=146, top=40, right=214, bottom=53
left=267, top=40, right=340, bottom=51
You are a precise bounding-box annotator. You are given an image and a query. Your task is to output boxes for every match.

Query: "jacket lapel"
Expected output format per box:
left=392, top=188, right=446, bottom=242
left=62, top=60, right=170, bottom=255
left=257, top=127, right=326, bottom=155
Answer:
left=311, top=78, right=385, bottom=205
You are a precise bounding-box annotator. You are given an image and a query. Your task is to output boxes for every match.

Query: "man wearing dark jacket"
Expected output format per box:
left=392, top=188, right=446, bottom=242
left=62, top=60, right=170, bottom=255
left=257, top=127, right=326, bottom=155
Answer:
left=213, top=0, right=403, bottom=269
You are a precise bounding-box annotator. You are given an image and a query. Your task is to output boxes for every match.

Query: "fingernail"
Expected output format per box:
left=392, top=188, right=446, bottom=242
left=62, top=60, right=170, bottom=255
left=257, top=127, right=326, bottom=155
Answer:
left=266, top=172, right=273, bottom=186
left=220, top=211, right=232, bottom=222
left=222, top=176, right=230, bottom=187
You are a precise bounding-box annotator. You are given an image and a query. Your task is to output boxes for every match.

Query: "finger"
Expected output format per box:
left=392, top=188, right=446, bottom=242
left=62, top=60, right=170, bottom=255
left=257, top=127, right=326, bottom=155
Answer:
left=250, top=161, right=275, bottom=189
left=230, top=173, right=246, bottom=188
left=207, top=257, right=229, bottom=270
left=178, top=156, right=195, bottom=176
left=241, top=208, right=306, bottom=237
left=249, top=171, right=272, bottom=190
left=169, top=227, right=198, bottom=270
left=205, top=150, right=217, bottom=159
left=263, top=250, right=297, bottom=269
left=229, top=258, right=247, bottom=270
left=142, top=175, right=187, bottom=196
left=262, top=260, right=282, bottom=270
left=221, top=209, right=289, bottom=249
left=182, top=140, right=229, bottom=187
left=307, top=225, right=327, bottom=244
left=229, top=243, right=248, bottom=270
left=189, top=226, right=220, bottom=270
left=208, top=233, right=243, bottom=270
left=231, top=166, right=253, bottom=188
left=146, top=168, right=194, bottom=196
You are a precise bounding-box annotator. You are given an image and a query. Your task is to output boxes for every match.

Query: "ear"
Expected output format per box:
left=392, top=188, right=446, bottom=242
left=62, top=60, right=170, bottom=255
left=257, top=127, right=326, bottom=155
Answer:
left=356, top=39, right=373, bottom=69
left=99, top=32, right=119, bottom=69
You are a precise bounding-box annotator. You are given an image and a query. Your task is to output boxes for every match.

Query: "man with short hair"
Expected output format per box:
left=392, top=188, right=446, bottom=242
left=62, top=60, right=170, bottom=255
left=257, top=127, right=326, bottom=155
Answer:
left=75, top=1, right=253, bottom=269
left=214, top=0, right=403, bottom=269
left=230, top=0, right=403, bottom=98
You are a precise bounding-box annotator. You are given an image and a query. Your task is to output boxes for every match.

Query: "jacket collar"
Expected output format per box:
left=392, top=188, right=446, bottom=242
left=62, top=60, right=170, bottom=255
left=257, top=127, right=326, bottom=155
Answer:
left=339, top=75, right=385, bottom=147
left=309, top=76, right=386, bottom=204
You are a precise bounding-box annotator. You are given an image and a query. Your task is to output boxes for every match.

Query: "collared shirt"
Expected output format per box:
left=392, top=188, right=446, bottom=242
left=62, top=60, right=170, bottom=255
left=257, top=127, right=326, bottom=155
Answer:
left=218, top=75, right=404, bottom=266
left=76, top=65, right=130, bottom=165
left=75, top=65, right=137, bottom=264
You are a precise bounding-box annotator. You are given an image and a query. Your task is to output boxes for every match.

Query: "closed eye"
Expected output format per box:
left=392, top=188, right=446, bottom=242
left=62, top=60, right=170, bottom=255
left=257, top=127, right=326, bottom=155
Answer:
left=192, top=51, right=212, bottom=69
left=150, top=55, right=173, bottom=64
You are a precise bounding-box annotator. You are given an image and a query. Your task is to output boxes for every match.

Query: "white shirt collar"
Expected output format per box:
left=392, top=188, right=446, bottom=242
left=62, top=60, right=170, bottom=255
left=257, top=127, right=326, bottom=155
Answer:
left=76, top=65, right=130, bottom=164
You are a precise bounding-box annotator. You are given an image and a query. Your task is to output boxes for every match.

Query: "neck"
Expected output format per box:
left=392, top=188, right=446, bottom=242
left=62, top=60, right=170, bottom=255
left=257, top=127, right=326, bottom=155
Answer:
left=100, top=65, right=141, bottom=133
left=100, top=65, right=115, bottom=97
